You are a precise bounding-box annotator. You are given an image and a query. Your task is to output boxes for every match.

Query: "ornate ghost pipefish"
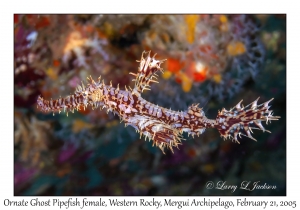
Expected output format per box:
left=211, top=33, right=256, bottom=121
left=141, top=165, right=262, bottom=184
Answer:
left=37, top=51, right=280, bottom=153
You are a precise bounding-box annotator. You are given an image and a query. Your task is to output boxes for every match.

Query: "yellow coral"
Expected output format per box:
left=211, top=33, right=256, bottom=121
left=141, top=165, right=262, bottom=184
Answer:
left=227, top=41, right=246, bottom=56
left=162, top=70, right=172, bottom=80
left=185, top=15, right=199, bottom=44
left=180, top=72, right=193, bottom=92
left=212, top=74, right=222, bottom=84
left=219, top=15, right=229, bottom=32
left=219, top=15, right=228, bottom=23
left=45, top=68, right=58, bottom=80
left=103, top=22, right=115, bottom=38
left=72, top=119, right=94, bottom=133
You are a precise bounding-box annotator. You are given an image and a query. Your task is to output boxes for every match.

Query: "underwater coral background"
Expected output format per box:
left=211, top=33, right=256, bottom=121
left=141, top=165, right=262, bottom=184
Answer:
left=14, top=14, right=286, bottom=196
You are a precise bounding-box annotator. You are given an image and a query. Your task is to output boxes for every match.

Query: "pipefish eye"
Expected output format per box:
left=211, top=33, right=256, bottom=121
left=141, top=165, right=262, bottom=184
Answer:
left=82, top=91, right=88, bottom=96
left=37, top=97, right=44, bottom=106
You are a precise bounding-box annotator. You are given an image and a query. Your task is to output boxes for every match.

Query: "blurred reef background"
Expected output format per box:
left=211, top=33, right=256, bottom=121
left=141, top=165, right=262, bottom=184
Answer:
left=14, top=14, right=286, bottom=196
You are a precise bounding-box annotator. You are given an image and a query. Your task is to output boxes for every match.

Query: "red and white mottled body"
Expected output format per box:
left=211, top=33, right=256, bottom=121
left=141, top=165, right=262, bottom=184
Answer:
left=37, top=51, right=280, bottom=153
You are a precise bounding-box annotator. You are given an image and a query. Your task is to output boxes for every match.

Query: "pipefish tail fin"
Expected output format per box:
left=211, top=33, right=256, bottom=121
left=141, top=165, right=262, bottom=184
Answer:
left=215, top=98, right=280, bottom=143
